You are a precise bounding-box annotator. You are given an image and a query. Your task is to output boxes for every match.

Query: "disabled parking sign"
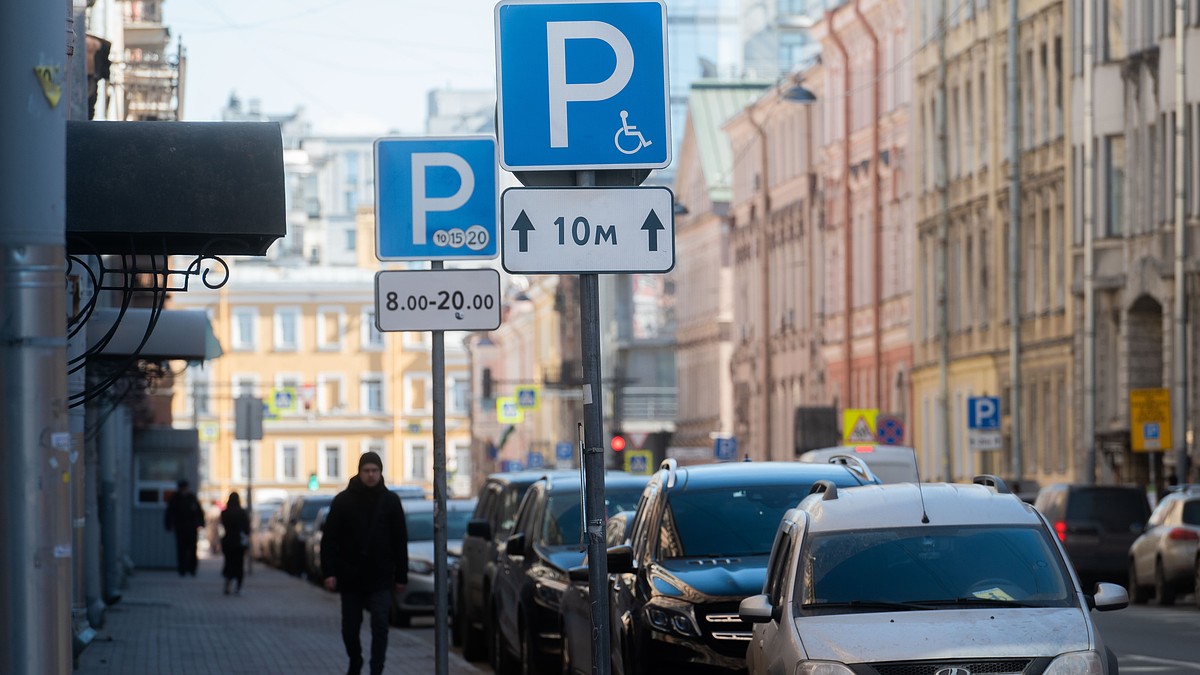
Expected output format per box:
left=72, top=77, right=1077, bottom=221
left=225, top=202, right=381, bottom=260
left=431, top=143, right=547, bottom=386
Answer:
left=494, top=0, right=670, bottom=171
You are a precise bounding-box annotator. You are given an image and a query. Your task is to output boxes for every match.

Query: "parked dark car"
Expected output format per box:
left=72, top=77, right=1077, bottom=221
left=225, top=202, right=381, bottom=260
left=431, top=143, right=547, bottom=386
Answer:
left=391, top=497, right=477, bottom=627
left=1034, top=483, right=1152, bottom=586
left=280, top=493, right=335, bottom=576
left=560, top=510, right=636, bottom=675
left=304, top=505, right=331, bottom=584
left=490, top=472, right=648, bottom=675
left=564, top=459, right=879, bottom=675
left=455, top=470, right=576, bottom=661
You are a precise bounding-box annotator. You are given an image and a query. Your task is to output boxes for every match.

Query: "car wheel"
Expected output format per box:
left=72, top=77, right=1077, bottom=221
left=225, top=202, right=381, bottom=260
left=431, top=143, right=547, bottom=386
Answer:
left=1194, top=561, right=1200, bottom=610
left=491, top=604, right=519, bottom=675
left=1128, top=560, right=1150, bottom=604
left=1156, top=559, right=1176, bottom=606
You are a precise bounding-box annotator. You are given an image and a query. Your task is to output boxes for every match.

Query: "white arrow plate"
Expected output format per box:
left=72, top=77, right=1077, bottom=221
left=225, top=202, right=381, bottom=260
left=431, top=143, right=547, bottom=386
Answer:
left=500, top=186, right=675, bottom=274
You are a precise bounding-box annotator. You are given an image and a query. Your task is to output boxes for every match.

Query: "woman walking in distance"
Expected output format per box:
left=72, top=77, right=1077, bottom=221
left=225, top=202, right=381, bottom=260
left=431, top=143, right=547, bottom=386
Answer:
left=220, top=492, right=251, bottom=595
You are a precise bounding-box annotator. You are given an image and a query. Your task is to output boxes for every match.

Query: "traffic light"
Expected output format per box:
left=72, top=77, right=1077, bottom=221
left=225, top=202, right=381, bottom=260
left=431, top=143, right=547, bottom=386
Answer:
left=610, top=431, right=627, bottom=453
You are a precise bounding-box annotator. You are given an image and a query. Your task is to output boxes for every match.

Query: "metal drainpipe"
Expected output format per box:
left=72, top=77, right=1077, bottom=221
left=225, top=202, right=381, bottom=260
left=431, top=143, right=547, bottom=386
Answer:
left=1007, top=0, right=1023, bottom=480
left=747, top=103, right=772, bottom=460
left=853, top=0, right=882, bottom=411
left=828, top=14, right=853, bottom=409
left=936, top=0, right=952, bottom=481
left=1082, top=0, right=1097, bottom=484
left=1173, top=0, right=1189, bottom=482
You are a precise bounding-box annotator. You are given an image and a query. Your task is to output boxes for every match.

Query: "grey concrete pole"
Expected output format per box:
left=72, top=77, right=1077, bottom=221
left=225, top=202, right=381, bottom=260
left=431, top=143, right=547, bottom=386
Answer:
left=0, top=0, right=73, bottom=671
left=1083, top=0, right=1097, bottom=484
left=83, top=397, right=105, bottom=628
left=1007, top=0, right=1023, bottom=481
left=431, top=260, right=449, bottom=675
left=1173, top=0, right=1189, bottom=482
left=936, top=0, right=953, bottom=481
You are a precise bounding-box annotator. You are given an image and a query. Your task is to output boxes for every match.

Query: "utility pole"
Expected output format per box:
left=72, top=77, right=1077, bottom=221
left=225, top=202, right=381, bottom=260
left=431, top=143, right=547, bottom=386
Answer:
left=1083, top=0, right=1097, bottom=484
left=1007, top=0, right=1023, bottom=480
left=1173, top=0, right=1189, bottom=482
left=1, top=0, right=74, bottom=672
left=936, top=0, right=952, bottom=481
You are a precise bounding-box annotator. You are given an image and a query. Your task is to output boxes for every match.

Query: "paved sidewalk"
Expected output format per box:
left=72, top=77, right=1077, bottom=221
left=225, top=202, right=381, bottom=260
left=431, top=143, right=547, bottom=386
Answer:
left=77, top=555, right=484, bottom=675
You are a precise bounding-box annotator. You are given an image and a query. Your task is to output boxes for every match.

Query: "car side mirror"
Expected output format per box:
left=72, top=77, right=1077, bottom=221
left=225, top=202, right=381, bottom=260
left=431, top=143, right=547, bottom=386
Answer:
left=1090, top=582, right=1129, bottom=611
left=467, top=518, right=492, bottom=539
left=606, top=544, right=635, bottom=574
left=568, top=564, right=589, bottom=583
left=505, top=532, right=527, bottom=557
left=739, top=594, right=776, bottom=624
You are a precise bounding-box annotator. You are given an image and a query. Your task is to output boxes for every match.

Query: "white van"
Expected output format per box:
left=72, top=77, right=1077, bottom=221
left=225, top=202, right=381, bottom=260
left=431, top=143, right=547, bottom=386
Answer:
left=798, top=444, right=920, bottom=483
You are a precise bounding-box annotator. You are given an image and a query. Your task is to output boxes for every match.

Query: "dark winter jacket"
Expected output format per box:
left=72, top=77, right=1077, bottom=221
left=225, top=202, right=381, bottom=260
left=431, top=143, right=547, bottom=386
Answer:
left=164, top=491, right=204, bottom=532
left=320, top=476, right=408, bottom=593
left=220, top=506, right=250, bottom=551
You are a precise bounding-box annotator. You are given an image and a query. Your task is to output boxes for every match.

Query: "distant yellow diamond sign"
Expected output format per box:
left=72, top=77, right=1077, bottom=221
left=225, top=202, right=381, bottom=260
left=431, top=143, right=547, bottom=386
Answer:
left=497, top=396, right=524, bottom=424
left=843, top=409, right=879, bottom=444
left=1130, top=388, right=1171, bottom=452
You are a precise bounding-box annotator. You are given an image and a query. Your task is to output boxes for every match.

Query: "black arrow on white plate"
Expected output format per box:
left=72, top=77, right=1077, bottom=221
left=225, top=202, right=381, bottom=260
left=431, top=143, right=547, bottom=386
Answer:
left=512, top=210, right=535, bottom=252
left=641, top=210, right=665, bottom=251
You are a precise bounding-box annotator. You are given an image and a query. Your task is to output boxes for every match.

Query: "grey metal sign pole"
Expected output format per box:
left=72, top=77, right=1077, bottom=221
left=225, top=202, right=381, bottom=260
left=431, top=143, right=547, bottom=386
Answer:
left=577, top=170, right=613, bottom=675
left=431, top=260, right=450, bottom=675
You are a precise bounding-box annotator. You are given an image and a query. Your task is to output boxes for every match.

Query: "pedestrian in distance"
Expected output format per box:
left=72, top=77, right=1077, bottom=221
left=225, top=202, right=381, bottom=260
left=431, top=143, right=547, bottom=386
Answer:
left=164, top=479, right=204, bottom=576
left=321, top=451, right=408, bottom=675
left=220, top=491, right=250, bottom=595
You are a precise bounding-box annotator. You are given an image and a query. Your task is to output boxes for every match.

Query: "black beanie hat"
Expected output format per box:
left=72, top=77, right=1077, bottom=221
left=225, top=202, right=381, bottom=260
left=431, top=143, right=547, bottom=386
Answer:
left=358, top=451, right=383, bottom=471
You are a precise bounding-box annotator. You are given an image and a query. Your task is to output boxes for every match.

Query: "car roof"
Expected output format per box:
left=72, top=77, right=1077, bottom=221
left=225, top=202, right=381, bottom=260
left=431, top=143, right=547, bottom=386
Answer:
left=541, top=470, right=643, bottom=492
left=486, top=469, right=579, bottom=488
left=799, top=482, right=1043, bottom=532
left=665, top=461, right=876, bottom=491
left=402, top=498, right=478, bottom=513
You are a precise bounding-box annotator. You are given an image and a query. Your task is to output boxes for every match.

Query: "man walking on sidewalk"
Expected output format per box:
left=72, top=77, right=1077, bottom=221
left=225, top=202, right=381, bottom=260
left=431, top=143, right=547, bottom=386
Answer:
left=164, top=479, right=204, bottom=576
left=321, top=451, right=408, bottom=675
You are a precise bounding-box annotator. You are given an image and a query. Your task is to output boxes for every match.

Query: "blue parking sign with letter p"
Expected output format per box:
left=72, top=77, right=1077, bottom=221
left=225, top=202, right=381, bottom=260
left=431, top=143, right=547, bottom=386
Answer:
left=495, top=0, right=670, bottom=171
left=375, top=136, right=498, bottom=261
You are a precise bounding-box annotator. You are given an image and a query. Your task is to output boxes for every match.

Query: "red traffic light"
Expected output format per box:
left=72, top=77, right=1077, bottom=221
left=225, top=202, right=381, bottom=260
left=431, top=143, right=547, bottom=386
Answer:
left=610, top=434, right=627, bottom=452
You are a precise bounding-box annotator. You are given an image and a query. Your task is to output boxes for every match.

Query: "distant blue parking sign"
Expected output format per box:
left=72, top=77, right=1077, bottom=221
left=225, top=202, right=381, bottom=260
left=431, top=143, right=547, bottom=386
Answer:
left=375, top=136, right=498, bottom=261
left=714, top=436, right=737, bottom=462
left=556, top=442, right=573, bottom=462
left=494, top=0, right=671, bottom=170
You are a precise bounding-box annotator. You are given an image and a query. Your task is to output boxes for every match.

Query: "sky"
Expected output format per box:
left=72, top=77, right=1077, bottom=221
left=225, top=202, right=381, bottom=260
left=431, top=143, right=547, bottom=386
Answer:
left=168, top=0, right=499, bottom=135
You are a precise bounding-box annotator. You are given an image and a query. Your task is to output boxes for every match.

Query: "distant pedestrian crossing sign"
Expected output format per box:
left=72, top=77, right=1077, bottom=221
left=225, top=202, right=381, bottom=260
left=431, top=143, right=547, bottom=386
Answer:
left=497, top=397, right=524, bottom=424
left=625, top=450, right=653, bottom=475
left=515, top=384, right=541, bottom=411
left=843, top=409, right=878, bottom=444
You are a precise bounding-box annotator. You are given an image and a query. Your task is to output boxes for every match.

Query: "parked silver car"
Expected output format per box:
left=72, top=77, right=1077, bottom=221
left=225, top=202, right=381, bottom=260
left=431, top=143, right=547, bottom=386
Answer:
left=741, top=477, right=1128, bottom=675
left=1128, top=486, right=1200, bottom=605
left=391, top=497, right=477, bottom=627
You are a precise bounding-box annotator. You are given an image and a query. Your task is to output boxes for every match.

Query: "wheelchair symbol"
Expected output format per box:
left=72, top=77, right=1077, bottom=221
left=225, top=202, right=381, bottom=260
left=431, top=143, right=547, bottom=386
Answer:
left=614, top=110, right=652, bottom=155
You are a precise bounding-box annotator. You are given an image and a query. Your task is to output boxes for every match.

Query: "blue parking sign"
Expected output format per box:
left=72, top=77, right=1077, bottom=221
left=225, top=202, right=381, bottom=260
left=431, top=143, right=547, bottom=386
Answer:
left=714, top=436, right=737, bottom=462
left=375, top=136, right=498, bottom=261
left=495, top=0, right=671, bottom=170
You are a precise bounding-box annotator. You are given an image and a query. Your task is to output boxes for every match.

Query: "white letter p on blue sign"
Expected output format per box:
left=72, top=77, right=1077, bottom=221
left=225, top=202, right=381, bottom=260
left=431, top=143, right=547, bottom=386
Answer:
left=375, top=137, right=498, bottom=261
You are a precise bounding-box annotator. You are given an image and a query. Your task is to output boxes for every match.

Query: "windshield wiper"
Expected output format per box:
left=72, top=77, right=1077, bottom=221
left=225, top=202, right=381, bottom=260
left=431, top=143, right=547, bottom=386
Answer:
left=910, top=597, right=1037, bottom=608
left=801, top=600, right=932, bottom=612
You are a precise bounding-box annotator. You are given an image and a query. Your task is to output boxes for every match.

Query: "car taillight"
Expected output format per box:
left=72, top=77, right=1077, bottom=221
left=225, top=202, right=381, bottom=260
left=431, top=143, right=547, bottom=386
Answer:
left=1167, top=528, right=1199, bottom=541
left=854, top=446, right=874, bottom=453
left=1054, top=521, right=1067, bottom=542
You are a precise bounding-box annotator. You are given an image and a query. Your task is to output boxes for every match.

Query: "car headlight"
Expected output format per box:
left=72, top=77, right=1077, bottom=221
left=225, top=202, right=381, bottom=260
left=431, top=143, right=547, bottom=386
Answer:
left=644, top=599, right=700, bottom=638
left=1043, top=651, right=1104, bottom=675
left=409, top=559, right=434, bottom=575
left=795, top=663, right=856, bottom=675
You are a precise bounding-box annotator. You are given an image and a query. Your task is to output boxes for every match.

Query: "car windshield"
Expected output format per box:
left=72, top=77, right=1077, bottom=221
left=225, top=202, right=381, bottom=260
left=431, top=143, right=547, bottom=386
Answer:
left=405, top=508, right=473, bottom=542
left=299, top=499, right=331, bottom=521
left=660, top=484, right=819, bottom=559
left=798, top=525, right=1074, bottom=614
left=1064, top=488, right=1149, bottom=531
left=542, top=487, right=644, bottom=546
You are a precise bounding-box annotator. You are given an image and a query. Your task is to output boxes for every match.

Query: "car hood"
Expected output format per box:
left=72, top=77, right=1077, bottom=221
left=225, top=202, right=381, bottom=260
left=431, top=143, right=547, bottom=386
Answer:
left=408, top=539, right=464, bottom=563
left=538, top=546, right=586, bottom=573
left=653, top=556, right=769, bottom=599
left=795, top=608, right=1092, bottom=661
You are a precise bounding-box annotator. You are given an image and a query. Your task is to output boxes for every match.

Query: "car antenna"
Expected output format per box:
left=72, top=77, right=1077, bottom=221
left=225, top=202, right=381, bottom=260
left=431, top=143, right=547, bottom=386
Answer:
left=911, top=445, right=930, bottom=524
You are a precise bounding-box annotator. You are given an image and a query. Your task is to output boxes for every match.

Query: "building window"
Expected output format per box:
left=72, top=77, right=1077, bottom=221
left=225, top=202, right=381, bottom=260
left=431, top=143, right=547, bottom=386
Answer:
left=232, top=308, right=257, bottom=351
left=344, top=227, right=357, bottom=252
left=189, top=366, right=211, bottom=416
left=404, top=374, right=430, bottom=414
left=361, top=440, right=386, bottom=470
left=318, top=374, right=344, bottom=413
left=233, top=374, right=258, bottom=400
left=361, top=374, right=385, bottom=414
left=317, top=307, right=343, bottom=351
left=274, top=307, right=300, bottom=351
left=1104, top=0, right=1126, bottom=61
left=320, top=442, right=343, bottom=481
left=449, top=378, right=470, bottom=415
left=361, top=310, right=384, bottom=350
left=277, top=441, right=300, bottom=482
left=234, top=442, right=256, bottom=482
left=408, top=441, right=429, bottom=482
left=1104, top=135, right=1125, bottom=237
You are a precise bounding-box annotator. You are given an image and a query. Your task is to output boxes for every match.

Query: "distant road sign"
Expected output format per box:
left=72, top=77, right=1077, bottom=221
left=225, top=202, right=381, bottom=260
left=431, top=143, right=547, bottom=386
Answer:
left=494, top=0, right=670, bottom=170
left=1131, top=388, right=1172, bottom=452
left=515, top=385, right=542, bottom=411
left=497, top=397, right=524, bottom=424
left=501, top=186, right=674, bottom=274
left=625, top=450, right=653, bottom=475
left=556, top=441, right=574, bottom=462
left=375, top=136, right=497, bottom=261
left=528, top=451, right=545, bottom=469
left=714, top=436, right=737, bottom=462
left=843, top=409, right=878, bottom=444
left=876, top=415, right=904, bottom=445
left=967, top=396, right=1001, bottom=430
left=375, top=269, right=501, bottom=332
